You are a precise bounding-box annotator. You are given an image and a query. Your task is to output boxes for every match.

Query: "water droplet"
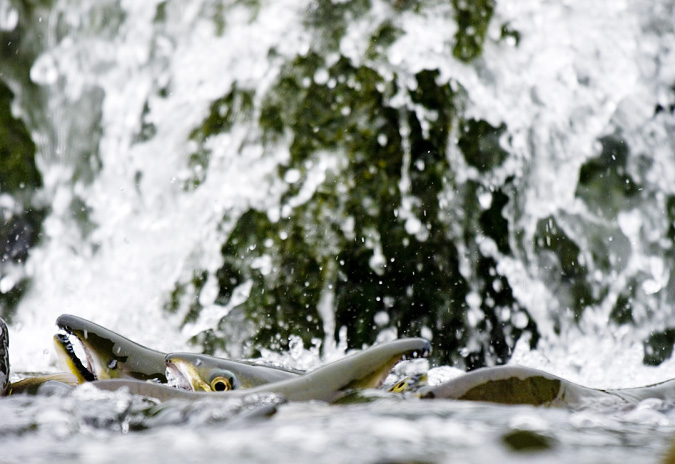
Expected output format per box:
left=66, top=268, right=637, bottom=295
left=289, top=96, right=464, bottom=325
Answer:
left=478, top=191, right=493, bottom=209
left=30, top=53, right=59, bottom=85
left=288, top=335, right=303, bottom=360
left=0, top=3, right=18, bottom=31
left=0, top=276, right=15, bottom=294
left=512, top=311, right=529, bottom=329
left=284, top=169, right=301, bottom=184
left=421, top=326, right=433, bottom=340
left=313, top=68, right=329, bottom=85
left=374, top=311, right=389, bottom=326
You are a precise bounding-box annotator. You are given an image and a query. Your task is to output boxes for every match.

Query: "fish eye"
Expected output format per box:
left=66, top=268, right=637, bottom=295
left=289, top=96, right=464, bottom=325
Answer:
left=388, top=377, right=410, bottom=393
left=210, top=376, right=232, bottom=392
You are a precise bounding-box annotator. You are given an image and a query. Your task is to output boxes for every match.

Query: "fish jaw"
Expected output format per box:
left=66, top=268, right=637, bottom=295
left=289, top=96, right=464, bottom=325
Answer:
left=55, top=314, right=167, bottom=383
left=53, top=333, right=100, bottom=383
left=165, top=359, right=212, bottom=392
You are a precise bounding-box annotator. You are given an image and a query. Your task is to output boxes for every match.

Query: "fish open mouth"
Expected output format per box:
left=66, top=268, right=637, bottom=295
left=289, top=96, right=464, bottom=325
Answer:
left=166, top=360, right=202, bottom=391
left=400, top=345, right=431, bottom=361
left=53, top=331, right=98, bottom=382
left=165, top=361, right=194, bottom=391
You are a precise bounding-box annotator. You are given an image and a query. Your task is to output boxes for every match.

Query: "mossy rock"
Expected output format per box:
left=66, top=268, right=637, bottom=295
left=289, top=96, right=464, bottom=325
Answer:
left=643, top=328, right=675, bottom=366
left=502, top=429, right=554, bottom=453
left=534, top=216, right=595, bottom=321
left=0, top=81, right=40, bottom=196
left=451, top=0, right=495, bottom=62
left=167, top=2, right=543, bottom=365
left=0, top=79, right=45, bottom=321
left=458, top=119, right=508, bottom=172
left=576, top=135, right=640, bottom=220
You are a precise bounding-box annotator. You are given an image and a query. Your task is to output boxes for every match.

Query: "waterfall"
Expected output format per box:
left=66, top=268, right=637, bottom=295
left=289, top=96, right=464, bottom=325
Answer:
left=1, top=0, right=674, bottom=387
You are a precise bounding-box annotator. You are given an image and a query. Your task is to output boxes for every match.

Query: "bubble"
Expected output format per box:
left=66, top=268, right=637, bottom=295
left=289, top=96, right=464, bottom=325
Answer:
left=313, top=68, right=330, bottom=85
left=283, top=169, right=301, bottom=184
left=374, top=311, right=389, bottom=326
left=30, top=53, right=59, bottom=85
left=421, top=326, right=433, bottom=340
left=512, top=311, right=529, bottom=329
left=0, top=276, right=15, bottom=294
left=478, top=191, right=493, bottom=209
left=466, top=292, right=482, bottom=309
left=288, top=335, right=304, bottom=360
left=0, top=3, right=18, bottom=31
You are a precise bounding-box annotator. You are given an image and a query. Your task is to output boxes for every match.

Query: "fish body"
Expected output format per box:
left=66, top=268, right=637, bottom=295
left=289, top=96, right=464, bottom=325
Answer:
left=54, top=314, right=167, bottom=383
left=7, top=373, right=78, bottom=395
left=165, top=352, right=301, bottom=391
left=92, top=338, right=432, bottom=402
left=1, top=316, right=77, bottom=396
left=54, top=314, right=307, bottom=391
left=418, top=365, right=675, bottom=409
left=0, top=318, right=9, bottom=396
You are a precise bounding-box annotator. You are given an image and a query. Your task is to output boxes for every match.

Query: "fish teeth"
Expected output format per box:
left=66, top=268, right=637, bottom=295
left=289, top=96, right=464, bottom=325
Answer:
left=55, top=331, right=97, bottom=381
left=165, top=363, right=192, bottom=391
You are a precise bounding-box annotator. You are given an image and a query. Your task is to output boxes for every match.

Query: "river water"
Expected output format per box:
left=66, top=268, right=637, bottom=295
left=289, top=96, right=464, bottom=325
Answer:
left=2, top=0, right=675, bottom=462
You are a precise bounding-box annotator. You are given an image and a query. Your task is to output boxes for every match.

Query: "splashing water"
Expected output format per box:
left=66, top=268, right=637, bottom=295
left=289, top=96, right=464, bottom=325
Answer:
left=0, top=0, right=673, bottom=382
left=2, top=0, right=675, bottom=461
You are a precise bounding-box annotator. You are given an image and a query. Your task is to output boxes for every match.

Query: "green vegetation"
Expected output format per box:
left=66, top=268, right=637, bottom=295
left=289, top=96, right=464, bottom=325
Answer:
left=576, top=135, right=640, bottom=220
left=177, top=38, right=541, bottom=365
left=185, top=84, right=254, bottom=190
left=534, top=216, right=594, bottom=321
left=0, top=82, right=40, bottom=195
left=643, top=328, right=675, bottom=366
left=305, top=0, right=371, bottom=51
left=219, top=57, right=474, bottom=361
left=502, top=429, right=554, bottom=452
left=458, top=119, right=508, bottom=172
left=0, top=80, right=44, bottom=321
left=165, top=0, right=550, bottom=365
left=451, top=0, right=495, bottom=62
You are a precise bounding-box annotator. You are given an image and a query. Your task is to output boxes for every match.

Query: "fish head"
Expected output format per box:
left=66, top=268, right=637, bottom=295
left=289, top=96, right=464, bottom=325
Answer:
left=165, top=353, right=240, bottom=392
left=0, top=317, right=9, bottom=395
left=336, top=337, right=432, bottom=392
left=387, top=373, right=428, bottom=393
left=165, top=352, right=301, bottom=391
left=53, top=314, right=167, bottom=383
